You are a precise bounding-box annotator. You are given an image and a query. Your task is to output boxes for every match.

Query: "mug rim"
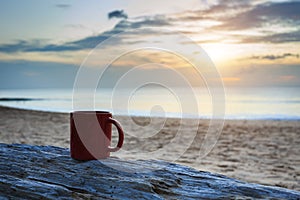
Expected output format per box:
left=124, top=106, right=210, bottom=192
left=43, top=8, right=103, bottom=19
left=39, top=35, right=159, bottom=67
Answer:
left=71, top=110, right=111, bottom=114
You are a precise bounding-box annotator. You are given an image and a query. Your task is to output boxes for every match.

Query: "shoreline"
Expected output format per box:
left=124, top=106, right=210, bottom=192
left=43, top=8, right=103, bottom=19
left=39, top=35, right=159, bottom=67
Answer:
left=0, top=105, right=299, bottom=191
left=1, top=104, right=300, bottom=121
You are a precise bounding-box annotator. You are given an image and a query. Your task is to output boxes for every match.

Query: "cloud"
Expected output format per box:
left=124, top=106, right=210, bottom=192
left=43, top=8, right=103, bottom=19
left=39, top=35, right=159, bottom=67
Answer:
left=1, top=1, right=299, bottom=55
left=64, top=24, right=87, bottom=29
left=0, top=27, right=122, bottom=53
left=268, top=29, right=300, bottom=43
left=0, top=40, right=44, bottom=53
left=106, top=2, right=300, bottom=45
left=176, top=0, right=252, bottom=22
left=0, top=15, right=170, bottom=53
left=108, top=10, right=128, bottom=20
left=211, top=1, right=300, bottom=30
left=55, top=4, right=71, bottom=9
left=0, top=39, right=81, bottom=52
left=239, top=29, right=300, bottom=43
left=251, top=53, right=300, bottom=61
left=173, top=1, right=300, bottom=43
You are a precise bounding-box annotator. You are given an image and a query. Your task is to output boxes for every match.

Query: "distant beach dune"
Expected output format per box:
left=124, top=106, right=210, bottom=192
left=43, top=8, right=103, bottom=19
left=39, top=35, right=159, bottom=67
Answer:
left=0, top=105, right=299, bottom=191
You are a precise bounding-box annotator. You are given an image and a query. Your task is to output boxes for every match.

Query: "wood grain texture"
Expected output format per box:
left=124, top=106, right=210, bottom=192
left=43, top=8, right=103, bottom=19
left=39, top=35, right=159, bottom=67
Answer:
left=0, top=143, right=299, bottom=199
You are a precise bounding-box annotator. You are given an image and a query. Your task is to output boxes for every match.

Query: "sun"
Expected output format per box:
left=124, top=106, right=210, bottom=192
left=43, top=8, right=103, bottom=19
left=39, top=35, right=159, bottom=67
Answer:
left=201, top=43, right=239, bottom=65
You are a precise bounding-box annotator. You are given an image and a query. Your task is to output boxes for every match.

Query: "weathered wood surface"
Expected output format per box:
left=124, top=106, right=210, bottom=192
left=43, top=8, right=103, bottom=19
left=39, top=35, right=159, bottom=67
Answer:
left=0, top=143, right=299, bottom=199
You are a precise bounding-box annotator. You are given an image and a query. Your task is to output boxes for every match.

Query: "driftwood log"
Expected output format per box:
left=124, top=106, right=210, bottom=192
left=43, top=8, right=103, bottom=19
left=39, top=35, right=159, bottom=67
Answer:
left=0, top=143, right=299, bottom=199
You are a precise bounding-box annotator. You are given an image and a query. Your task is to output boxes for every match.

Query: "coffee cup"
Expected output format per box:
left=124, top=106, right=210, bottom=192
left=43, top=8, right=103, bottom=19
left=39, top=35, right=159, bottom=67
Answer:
left=70, top=111, right=124, bottom=160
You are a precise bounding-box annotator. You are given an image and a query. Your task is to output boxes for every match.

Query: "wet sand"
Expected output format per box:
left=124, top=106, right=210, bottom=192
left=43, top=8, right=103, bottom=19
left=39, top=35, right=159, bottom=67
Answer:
left=0, top=105, right=299, bottom=190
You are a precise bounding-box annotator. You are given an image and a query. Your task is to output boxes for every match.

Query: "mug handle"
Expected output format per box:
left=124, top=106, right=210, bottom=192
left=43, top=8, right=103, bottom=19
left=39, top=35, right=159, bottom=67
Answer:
left=107, top=117, right=124, bottom=152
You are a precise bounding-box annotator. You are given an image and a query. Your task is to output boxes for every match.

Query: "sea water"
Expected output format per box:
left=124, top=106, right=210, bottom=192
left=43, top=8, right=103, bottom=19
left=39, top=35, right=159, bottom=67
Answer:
left=0, top=86, right=299, bottom=120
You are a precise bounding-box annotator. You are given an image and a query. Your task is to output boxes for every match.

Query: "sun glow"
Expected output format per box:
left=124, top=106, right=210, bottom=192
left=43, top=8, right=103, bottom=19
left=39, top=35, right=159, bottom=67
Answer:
left=201, top=43, right=240, bottom=65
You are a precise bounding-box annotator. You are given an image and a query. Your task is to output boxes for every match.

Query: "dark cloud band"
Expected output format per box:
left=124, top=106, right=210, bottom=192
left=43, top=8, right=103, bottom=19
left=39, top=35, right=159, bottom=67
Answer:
left=108, top=10, right=128, bottom=20
left=251, top=53, right=299, bottom=61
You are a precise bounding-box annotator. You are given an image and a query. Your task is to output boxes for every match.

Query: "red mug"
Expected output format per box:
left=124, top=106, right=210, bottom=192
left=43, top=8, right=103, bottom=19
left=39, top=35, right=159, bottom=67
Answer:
left=70, top=111, right=124, bottom=160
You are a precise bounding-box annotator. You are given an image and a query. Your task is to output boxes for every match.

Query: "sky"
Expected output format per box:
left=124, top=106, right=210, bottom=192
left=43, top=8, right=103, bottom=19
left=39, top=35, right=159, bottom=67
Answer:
left=0, top=0, right=300, bottom=89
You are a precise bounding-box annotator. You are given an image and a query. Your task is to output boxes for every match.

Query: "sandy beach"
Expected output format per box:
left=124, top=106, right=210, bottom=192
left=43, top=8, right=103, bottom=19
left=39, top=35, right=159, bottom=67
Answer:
left=0, top=105, right=299, bottom=191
